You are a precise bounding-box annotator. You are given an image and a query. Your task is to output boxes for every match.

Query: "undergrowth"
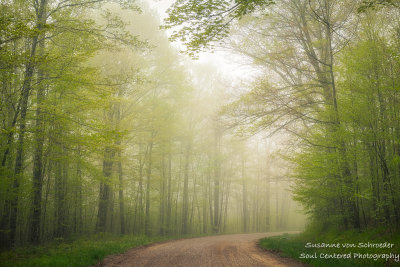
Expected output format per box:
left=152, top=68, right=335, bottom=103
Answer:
left=0, top=234, right=168, bottom=267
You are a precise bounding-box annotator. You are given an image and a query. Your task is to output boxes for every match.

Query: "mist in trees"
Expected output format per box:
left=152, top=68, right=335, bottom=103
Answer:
left=0, top=0, right=304, bottom=250
left=213, top=0, right=400, bottom=232
left=3, top=0, right=399, bottom=254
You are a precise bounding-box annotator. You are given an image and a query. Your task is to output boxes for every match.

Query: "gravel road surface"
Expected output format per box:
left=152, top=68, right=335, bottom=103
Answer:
left=97, top=232, right=308, bottom=267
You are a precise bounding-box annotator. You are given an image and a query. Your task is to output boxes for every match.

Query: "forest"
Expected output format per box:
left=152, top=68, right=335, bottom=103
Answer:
left=0, top=0, right=400, bottom=265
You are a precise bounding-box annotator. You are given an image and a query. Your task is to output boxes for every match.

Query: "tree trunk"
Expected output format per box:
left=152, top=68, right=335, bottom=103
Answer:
left=159, top=156, right=166, bottom=235
left=145, top=133, right=154, bottom=236
left=96, top=146, right=115, bottom=233
left=118, top=150, right=125, bottom=235
left=166, top=152, right=172, bottom=234
left=213, top=128, right=220, bottom=233
left=29, top=29, right=47, bottom=244
left=55, top=144, right=68, bottom=238
left=182, top=139, right=191, bottom=234
left=242, top=153, right=248, bottom=233
left=265, top=169, right=270, bottom=232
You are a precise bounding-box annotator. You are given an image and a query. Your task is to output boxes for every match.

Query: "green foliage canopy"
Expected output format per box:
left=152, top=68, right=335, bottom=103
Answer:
left=163, top=0, right=274, bottom=56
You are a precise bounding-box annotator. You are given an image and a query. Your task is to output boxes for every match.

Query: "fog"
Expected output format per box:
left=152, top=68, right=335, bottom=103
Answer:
left=0, top=0, right=308, bottom=248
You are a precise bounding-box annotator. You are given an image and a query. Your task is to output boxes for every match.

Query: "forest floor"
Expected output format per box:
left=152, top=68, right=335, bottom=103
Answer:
left=0, top=235, right=169, bottom=267
left=97, top=232, right=308, bottom=267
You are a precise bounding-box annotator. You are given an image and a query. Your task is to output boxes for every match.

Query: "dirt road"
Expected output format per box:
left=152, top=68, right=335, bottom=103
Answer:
left=97, top=232, right=308, bottom=267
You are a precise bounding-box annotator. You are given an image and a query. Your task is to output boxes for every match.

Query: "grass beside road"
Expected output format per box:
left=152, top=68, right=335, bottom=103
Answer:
left=0, top=234, right=170, bottom=267
left=259, top=228, right=400, bottom=267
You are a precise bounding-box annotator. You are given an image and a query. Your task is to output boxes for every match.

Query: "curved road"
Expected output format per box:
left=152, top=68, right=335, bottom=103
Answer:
left=98, top=232, right=308, bottom=267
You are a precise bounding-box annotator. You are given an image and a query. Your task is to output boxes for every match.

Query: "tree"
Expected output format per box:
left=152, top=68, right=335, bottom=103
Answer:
left=163, top=0, right=274, bottom=56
